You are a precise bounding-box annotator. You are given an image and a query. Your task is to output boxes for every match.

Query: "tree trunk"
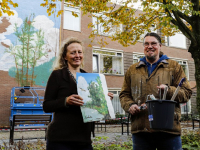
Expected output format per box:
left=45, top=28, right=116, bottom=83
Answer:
left=190, top=45, right=200, bottom=116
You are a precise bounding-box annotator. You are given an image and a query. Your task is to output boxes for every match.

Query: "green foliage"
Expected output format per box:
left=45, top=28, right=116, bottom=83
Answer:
left=0, top=139, right=46, bottom=150
left=180, top=114, right=192, bottom=121
left=92, top=136, right=133, bottom=150
left=87, top=76, right=109, bottom=116
left=0, top=135, right=133, bottom=150
left=182, top=130, right=200, bottom=150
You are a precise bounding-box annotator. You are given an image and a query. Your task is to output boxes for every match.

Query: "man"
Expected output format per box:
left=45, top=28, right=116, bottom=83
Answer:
left=119, top=32, right=192, bottom=150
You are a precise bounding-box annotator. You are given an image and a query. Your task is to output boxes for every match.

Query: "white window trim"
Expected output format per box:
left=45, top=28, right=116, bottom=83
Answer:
left=63, top=3, right=81, bottom=32
left=180, top=100, right=191, bottom=114
left=93, top=47, right=124, bottom=75
left=164, top=32, right=187, bottom=49
left=93, top=46, right=123, bottom=53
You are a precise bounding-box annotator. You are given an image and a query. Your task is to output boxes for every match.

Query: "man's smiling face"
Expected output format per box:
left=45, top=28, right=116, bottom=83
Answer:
left=143, top=36, right=161, bottom=64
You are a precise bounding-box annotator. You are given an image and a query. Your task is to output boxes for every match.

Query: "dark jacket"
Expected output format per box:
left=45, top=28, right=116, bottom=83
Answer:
left=120, top=59, right=192, bottom=135
left=43, top=67, right=92, bottom=144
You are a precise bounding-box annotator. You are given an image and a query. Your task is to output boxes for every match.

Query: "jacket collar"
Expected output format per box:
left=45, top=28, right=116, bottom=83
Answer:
left=61, top=67, right=86, bottom=82
left=136, top=59, right=169, bottom=68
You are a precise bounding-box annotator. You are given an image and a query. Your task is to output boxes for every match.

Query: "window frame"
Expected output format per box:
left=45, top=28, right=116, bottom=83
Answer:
left=180, top=100, right=191, bottom=114
left=63, top=4, right=81, bottom=31
left=93, top=47, right=124, bottom=75
left=165, top=32, right=187, bottom=49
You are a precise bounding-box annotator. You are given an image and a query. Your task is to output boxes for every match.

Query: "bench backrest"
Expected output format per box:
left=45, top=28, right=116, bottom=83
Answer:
left=13, top=114, right=52, bottom=126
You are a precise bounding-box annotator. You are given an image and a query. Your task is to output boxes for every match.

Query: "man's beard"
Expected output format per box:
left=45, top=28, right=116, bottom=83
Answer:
left=146, top=55, right=156, bottom=63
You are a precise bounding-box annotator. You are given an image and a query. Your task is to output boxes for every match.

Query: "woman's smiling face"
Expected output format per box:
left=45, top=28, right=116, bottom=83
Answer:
left=65, top=43, right=83, bottom=68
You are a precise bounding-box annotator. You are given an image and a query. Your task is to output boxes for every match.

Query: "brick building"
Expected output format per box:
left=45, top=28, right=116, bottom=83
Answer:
left=0, top=1, right=197, bottom=126
left=60, top=2, right=197, bottom=115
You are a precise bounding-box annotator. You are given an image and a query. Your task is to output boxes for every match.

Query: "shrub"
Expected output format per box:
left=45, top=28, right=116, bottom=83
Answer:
left=92, top=136, right=133, bottom=150
left=182, top=129, right=200, bottom=150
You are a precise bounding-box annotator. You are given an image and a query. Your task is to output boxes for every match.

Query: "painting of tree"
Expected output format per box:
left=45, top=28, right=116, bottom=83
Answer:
left=87, top=76, right=109, bottom=115
left=5, top=14, right=46, bottom=86
left=77, top=73, right=115, bottom=123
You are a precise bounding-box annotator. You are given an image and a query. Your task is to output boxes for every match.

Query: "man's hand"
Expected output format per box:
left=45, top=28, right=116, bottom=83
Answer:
left=157, top=84, right=168, bottom=99
left=157, top=84, right=168, bottom=91
left=129, top=104, right=140, bottom=115
left=66, top=94, right=84, bottom=106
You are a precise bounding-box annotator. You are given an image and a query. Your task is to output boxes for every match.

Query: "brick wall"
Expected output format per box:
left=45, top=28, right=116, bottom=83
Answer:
left=0, top=71, right=18, bottom=126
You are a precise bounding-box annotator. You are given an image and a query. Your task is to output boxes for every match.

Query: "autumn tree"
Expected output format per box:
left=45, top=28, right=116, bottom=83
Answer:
left=0, top=0, right=18, bottom=16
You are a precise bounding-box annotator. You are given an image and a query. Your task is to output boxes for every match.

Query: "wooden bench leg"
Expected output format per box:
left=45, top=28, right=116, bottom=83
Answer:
left=122, top=124, right=124, bottom=135
left=127, top=123, right=129, bottom=135
left=9, top=121, right=14, bottom=145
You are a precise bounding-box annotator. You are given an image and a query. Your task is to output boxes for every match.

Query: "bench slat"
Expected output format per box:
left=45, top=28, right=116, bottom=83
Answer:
left=14, top=126, right=48, bottom=129
left=15, top=121, right=50, bottom=125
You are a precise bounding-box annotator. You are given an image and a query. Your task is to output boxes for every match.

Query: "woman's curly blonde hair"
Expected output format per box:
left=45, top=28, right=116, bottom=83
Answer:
left=53, top=37, right=83, bottom=70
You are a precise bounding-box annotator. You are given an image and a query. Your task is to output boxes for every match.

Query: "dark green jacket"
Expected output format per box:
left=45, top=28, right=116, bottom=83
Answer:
left=119, top=59, right=192, bottom=135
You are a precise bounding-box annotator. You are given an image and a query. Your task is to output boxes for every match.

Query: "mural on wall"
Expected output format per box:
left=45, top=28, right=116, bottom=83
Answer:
left=0, top=0, right=61, bottom=87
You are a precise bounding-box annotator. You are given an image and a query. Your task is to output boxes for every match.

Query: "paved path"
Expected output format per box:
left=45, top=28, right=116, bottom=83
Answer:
left=0, top=123, right=199, bottom=147
left=0, top=125, right=130, bottom=146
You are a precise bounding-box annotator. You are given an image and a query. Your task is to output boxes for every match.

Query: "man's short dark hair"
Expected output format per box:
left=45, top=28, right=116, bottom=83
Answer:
left=144, top=32, right=162, bottom=44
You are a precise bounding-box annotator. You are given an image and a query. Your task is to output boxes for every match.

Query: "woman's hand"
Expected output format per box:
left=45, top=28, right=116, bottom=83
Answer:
left=66, top=94, right=84, bottom=106
left=108, top=92, right=114, bottom=100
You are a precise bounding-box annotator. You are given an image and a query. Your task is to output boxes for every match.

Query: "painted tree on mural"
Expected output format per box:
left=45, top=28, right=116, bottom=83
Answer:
left=5, top=15, right=46, bottom=86
left=40, top=0, right=200, bottom=114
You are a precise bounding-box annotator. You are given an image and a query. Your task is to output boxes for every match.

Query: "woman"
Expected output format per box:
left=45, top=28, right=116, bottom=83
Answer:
left=43, top=37, right=113, bottom=150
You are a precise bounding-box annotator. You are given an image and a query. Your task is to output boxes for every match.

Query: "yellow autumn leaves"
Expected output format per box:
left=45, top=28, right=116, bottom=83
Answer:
left=0, top=0, right=18, bottom=17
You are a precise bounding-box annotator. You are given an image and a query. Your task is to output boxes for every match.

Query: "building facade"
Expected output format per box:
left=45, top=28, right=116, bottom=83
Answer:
left=61, top=2, right=196, bottom=116
left=0, top=1, right=197, bottom=126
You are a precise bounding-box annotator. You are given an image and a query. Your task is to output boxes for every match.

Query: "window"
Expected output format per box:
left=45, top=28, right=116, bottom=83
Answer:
left=177, top=60, right=189, bottom=79
left=133, top=53, right=145, bottom=64
left=108, top=89, right=125, bottom=115
left=181, top=100, right=191, bottom=114
left=92, top=13, right=122, bottom=36
left=93, top=48, right=124, bottom=75
left=63, top=5, right=80, bottom=31
left=165, top=33, right=186, bottom=49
